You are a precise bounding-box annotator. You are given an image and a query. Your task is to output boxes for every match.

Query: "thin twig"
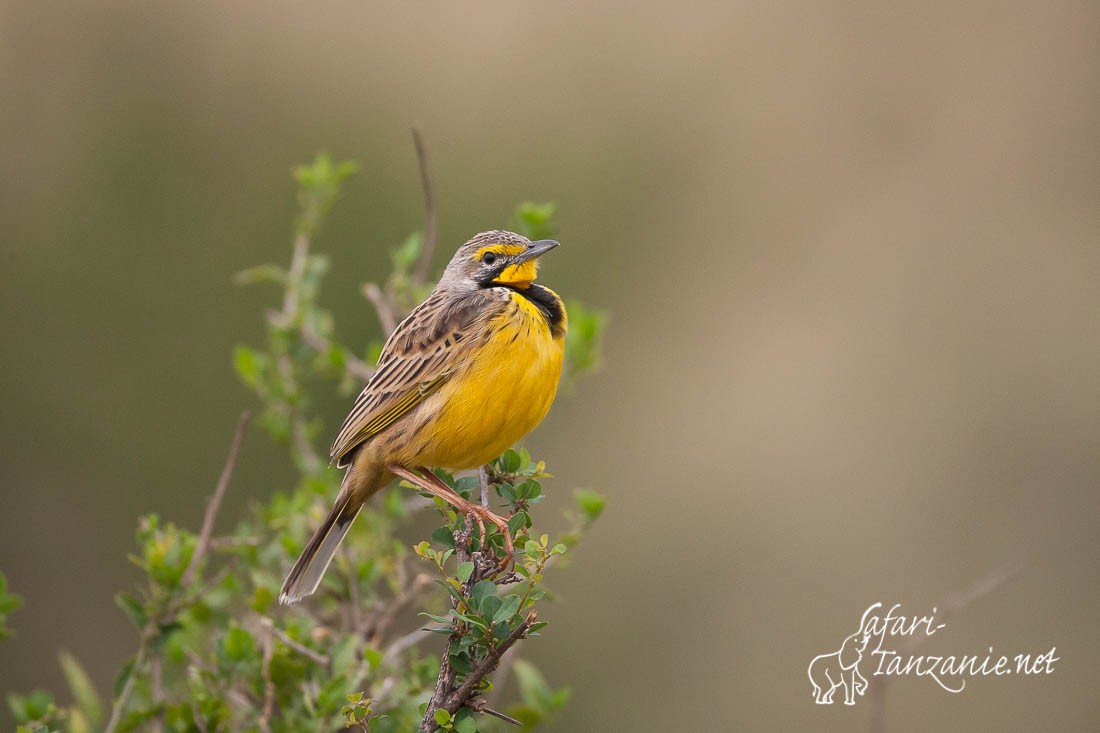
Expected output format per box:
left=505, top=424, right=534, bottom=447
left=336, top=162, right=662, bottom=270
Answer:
left=362, top=282, right=399, bottom=335
left=260, top=616, right=330, bottom=666
left=151, top=656, right=165, bottom=733
left=342, top=544, right=363, bottom=634
left=104, top=641, right=149, bottom=733
left=299, top=321, right=374, bottom=381
left=867, top=562, right=1020, bottom=733
left=258, top=630, right=275, bottom=733
left=419, top=613, right=535, bottom=731
left=210, top=535, right=261, bottom=548
left=451, top=613, right=536, bottom=704
left=380, top=626, right=434, bottom=666
left=182, top=412, right=251, bottom=589
left=282, top=232, right=310, bottom=320
left=479, top=465, right=491, bottom=508
left=179, top=559, right=239, bottom=610
left=369, top=573, right=433, bottom=646
left=287, top=397, right=322, bottom=473
left=191, top=704, right=209, bottom=733
left=470, top=700, right=522, bottom=726
left=485, top=645, right=518, bottom=709
left=411, top=126, right=438, bottom=286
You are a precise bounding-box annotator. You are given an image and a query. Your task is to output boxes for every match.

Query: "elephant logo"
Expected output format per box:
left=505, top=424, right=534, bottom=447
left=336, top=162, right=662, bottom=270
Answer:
left=807, top=606, right=877, bottom=705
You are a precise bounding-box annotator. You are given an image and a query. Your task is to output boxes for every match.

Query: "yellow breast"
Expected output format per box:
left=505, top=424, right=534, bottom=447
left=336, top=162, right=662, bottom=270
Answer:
left=405, top=290, right=565, bottom=470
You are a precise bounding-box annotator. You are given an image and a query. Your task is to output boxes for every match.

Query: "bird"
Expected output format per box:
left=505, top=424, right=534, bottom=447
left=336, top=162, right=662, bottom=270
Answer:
left=279, top=230, right=567, bottom=604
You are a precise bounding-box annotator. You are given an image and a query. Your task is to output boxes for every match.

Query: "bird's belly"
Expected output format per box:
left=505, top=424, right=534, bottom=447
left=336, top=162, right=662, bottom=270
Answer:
left=405, top=308, right=563, bottom=470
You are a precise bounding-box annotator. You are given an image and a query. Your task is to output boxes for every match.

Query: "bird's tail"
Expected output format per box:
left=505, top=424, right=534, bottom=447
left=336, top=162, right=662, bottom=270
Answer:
left=279, top=490, right=363, bottom=604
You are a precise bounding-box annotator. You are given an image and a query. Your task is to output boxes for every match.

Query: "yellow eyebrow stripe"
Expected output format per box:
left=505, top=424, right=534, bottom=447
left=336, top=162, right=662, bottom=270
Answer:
left=473, top=244, right=526, bottom=260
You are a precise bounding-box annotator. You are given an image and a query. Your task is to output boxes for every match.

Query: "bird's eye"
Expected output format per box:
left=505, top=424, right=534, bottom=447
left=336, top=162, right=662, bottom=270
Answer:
left=482, top=252, right=498, bottom=266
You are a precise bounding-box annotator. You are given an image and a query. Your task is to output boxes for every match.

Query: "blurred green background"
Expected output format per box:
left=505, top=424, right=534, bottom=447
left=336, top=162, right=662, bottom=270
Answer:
left=2, top=1, right=1098, bottom=730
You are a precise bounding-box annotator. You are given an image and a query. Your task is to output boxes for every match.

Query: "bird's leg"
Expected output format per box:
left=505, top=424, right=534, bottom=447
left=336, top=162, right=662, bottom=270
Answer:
left=388, top=464, right=515, bottom=569
left=416, top=468, right=514, bottom=566
left=387, top=464, right=487, bottom=544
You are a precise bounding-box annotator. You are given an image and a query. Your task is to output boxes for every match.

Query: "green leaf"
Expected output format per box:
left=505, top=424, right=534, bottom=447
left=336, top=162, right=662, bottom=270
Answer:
left=469, top=580, right=497, bottom=613
left=493, top=595, right=521, bottom=625
left=0, top=572, right=22, bottom=638
left=233, top=263, right=286, bottom=286
left=392, top=232, right=423, bottom=274
left=362, top=646, right=383, bottom=671
left=431, top=526, right=456, bottom=549
left=478, top=596, right=501, bottom=625
left=454, top=610, right=490, bottom=631
left=574, top=489, right=607, bottom=522
left=508, top=659, right=571, bottom=726
left=221, top=625, right=256, bottom=662
left=506, top=511, right=528, bottom=535
left=434, top=707, right=451, bottom=725
left=293, top=153, right=360, bottom=237
left=112, top=658, right=134, bottom=698
left=456, top=562, right=475, bottom=583
left=7, top=690, right=54, bottom=724
left=115, top=593, right=147, bottom=629
left=453, top=709, right=479, bottom=733
left=435, top=578, right=466, bottom=605
left=232, top=345, right=266, bottom=390
left=59, top=651, right=102, bottom=727
left=368, top=715, right=400, bottom=733
left=496, top=482, right=516, bottom=502
left=499, top=449, right=522, bottom=473
left=563, top=301, right=607, bottom=381
left=513, top=202, right=558, bottom=241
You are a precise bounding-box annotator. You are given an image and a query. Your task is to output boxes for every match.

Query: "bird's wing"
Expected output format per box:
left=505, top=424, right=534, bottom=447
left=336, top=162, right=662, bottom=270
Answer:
left=330, top=291, right=488, bottom=466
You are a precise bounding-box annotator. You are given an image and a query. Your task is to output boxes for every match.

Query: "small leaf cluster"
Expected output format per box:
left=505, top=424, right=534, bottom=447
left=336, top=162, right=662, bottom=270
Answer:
left=0, top=574, right=21, bottom=641
left=8, top=651, right=102, bottom=733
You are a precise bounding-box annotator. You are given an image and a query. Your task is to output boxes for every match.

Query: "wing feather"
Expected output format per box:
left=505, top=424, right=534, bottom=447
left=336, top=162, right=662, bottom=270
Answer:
left=330, top=290, right=488, bottom=466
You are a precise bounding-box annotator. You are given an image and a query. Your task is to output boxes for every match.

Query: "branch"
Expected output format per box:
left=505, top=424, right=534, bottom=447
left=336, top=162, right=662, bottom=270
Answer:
left=451, top=613, right=536, bottom=705
left=104, top=639, right=149, bottom=733
left=478, top=465, right=491, bottom=508
left=299, top=320, right=374, bottom=382
left=418, top=510, right=536, bottom=732
left=151, top=656, right=165, bottom=733
left=258, top=631, right=275, bottom=733
left=260, top=616, right=330, bottom=667
left=369, top=572, right=433, bottom=645
left=411, top=126, right=438, bottom=286
left=341, top=544, right=364, bottom=634
left=181, top=412, right=251, bottom=589
left=281, top=233, right=310, bottom=320
left=419, top=613, right=536, bottom=731
left=867, top=562, right=1020, bottom=733
left=362, top=281, right=399, bottom=335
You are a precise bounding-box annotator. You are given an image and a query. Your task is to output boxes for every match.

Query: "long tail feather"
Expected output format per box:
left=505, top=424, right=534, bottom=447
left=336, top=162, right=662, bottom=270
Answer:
left=279, top=492, right=362, bottom=604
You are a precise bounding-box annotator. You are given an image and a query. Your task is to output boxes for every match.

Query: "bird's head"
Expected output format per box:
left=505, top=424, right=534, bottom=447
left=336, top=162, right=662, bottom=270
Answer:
left=439, top=230, right=560, bottom=292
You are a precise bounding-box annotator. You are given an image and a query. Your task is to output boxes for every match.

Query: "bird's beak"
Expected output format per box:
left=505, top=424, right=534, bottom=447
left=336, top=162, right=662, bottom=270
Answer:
left=511, top=239, right=560, bottom=265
